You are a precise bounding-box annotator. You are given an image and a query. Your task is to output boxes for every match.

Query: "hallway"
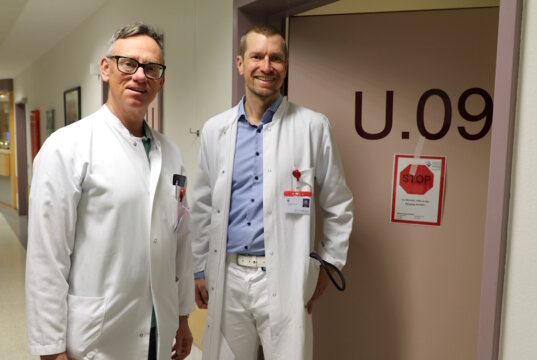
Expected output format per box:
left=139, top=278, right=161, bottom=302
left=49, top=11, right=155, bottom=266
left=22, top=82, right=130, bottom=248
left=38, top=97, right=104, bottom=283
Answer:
left=0, top=205, right=201, bottom=359
left=0, top=206, right=31, bottom=358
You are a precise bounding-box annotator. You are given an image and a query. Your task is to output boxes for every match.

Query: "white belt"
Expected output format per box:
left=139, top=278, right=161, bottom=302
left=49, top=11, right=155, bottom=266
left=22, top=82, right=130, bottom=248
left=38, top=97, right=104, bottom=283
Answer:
left=228, top=253, right=266, bottom=268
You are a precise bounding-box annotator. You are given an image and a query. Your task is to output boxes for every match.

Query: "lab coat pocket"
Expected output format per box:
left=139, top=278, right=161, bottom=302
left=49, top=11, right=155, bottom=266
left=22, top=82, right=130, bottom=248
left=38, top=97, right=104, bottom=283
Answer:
left=303, top=257, right=321, bottom=305
left=66, top=294, right=107, bottom=359
left=169, top=196, right=187, bottom=232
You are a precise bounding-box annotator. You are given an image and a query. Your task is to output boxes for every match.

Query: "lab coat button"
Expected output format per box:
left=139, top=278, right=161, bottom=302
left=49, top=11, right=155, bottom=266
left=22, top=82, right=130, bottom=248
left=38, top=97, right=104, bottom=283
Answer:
left=153, top=238, right=158, bottom=244
left=272, top=292, right=276, bottom=297
left=133, top=142, right=137, bottom=146
left=139, top=333, right=144, bottom=338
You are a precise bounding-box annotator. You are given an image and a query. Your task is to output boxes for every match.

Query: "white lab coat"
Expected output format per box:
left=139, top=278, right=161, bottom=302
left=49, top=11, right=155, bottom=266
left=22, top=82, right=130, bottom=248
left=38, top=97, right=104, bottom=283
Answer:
left=190, top=99, right=354, bottom=359
left=26, top=105, right=195, bottom=360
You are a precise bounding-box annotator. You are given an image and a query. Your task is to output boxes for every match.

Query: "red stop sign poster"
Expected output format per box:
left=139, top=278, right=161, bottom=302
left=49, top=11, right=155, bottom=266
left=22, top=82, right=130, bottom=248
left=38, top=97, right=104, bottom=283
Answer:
left=399, top=164, right=434, bottom=195
left=391, top=154, right=446, bottom=225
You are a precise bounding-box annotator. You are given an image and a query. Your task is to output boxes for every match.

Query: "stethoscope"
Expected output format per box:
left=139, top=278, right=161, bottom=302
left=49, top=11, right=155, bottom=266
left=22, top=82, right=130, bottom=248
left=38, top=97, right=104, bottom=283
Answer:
left=310, top=252, right=346, bottom=292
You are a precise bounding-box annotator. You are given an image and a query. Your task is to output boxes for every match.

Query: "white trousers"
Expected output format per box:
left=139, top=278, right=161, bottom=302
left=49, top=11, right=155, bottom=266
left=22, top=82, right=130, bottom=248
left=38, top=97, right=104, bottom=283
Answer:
left=219, top=256, right=271, bottom=360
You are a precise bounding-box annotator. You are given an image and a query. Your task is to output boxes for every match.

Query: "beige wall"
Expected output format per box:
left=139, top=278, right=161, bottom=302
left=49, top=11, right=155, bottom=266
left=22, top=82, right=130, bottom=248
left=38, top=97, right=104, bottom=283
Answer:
left=499, top=0, right=537, bottom=358
left=13, top=0, right=233, bottom=188
left=288, top=7, right=498, bottom=359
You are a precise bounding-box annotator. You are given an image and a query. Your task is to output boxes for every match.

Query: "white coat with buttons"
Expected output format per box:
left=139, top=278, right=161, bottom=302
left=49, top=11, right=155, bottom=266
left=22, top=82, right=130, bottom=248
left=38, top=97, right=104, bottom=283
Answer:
left=25, top=105, right=195, bottom=359
left=190, top=99, right=354, bottom=359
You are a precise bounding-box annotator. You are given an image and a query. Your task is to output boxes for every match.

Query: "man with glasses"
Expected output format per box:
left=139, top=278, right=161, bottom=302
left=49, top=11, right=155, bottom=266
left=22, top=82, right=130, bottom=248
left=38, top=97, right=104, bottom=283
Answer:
left=26, top=23, right=194, bottom=360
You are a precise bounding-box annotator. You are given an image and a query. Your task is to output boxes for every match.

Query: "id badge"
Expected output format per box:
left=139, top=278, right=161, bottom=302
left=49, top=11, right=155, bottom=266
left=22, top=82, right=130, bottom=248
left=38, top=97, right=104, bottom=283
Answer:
left=283, top=190, right=312, bottom=215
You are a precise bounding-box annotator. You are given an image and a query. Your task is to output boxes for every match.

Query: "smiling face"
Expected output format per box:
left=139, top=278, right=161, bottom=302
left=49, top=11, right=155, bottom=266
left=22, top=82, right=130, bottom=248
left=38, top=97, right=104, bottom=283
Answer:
left=237, top=32, right=288, bottom=105
left=100, top=34, right=164, bottom=126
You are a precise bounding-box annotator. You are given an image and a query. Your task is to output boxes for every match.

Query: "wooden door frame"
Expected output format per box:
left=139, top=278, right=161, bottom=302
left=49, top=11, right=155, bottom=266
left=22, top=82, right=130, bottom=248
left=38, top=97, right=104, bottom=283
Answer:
left=15, top=100, right=28, bottom=216
left=477, top=0, right=522, bottom=358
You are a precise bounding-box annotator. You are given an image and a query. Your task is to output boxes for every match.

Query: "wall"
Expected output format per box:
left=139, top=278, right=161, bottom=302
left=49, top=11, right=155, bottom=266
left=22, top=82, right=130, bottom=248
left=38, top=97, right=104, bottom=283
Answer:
left=499, top=0, right=537, bottom=358
left=13, top=0, right=233, bottom=186
left=0, top=177, right=10, bottom=205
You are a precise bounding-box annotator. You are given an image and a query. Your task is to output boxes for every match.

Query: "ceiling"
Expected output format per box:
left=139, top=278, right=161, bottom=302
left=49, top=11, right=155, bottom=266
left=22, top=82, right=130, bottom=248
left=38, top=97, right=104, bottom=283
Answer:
left=0, top=0, right=500, bottom=81
left=0, top=0, right=109, bottom=79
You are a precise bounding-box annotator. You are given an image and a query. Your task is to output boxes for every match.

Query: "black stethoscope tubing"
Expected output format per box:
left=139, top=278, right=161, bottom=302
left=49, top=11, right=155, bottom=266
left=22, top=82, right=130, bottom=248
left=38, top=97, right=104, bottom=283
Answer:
left=309, top=252, right=346, bottom=292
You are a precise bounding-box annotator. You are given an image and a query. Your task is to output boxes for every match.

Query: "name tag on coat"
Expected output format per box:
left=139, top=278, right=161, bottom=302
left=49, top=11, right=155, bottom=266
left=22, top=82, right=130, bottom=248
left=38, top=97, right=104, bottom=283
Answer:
left=283, top=190, right=312, bottom=215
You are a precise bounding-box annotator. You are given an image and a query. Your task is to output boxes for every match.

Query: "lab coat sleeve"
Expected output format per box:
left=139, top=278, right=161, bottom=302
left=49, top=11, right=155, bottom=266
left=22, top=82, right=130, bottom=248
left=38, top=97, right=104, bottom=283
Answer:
left=176, top=197, right=195, bottom=316
left=25, top=134, right=84, bottom=355
left=315, top=119, right=354, bottom=270
left=189, top=126, right=214, bottom=275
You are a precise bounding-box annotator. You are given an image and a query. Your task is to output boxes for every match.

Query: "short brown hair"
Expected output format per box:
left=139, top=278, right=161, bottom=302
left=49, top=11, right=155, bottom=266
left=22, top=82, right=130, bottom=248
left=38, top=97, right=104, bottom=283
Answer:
left=239, top=24, right=288, bottom=59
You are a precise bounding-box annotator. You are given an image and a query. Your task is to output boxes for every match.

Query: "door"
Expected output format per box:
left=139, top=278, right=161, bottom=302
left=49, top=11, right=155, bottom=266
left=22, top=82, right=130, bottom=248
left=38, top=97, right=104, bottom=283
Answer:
left=15, top=102, right=28, bottom=216
left=288, top=7, right=498, bottom=359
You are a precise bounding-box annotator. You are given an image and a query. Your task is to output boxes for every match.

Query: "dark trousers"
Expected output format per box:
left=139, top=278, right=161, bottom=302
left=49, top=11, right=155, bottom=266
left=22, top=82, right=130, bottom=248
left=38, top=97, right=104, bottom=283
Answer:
left=148, top=327, right=157, bottom=360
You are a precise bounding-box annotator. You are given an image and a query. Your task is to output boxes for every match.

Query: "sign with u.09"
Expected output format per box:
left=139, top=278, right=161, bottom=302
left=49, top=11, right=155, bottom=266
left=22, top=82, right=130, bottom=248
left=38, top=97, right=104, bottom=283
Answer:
left=355, top=88, right=492, bottom=141
left=391, top=154, right=446, bottom=226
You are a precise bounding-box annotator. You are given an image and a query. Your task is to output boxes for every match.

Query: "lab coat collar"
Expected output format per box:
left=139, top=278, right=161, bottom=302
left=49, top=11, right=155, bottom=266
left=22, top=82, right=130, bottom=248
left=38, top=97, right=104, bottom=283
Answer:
left=270, top=97, right=288, bottom=126
left=224, top=97, right=289, bottom=131
left=101, top=105, right=133, bottom=139
left=101, top=105, right=161, bottom=151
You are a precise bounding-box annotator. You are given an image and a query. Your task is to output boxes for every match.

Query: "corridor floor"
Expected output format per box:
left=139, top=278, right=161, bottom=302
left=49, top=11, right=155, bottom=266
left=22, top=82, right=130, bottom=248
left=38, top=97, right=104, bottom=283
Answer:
left=0, top=205, right=201, bottom=359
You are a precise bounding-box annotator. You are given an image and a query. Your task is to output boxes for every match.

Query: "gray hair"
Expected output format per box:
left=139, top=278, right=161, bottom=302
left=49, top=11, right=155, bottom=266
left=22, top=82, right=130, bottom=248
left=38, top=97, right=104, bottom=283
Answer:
left=107, top=22, right=164, bottom=56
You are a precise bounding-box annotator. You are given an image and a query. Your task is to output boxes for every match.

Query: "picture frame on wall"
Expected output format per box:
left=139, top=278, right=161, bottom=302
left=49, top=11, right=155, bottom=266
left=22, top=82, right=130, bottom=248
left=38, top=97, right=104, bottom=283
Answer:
left=64, top=86, right=81, bottom=126
left=45, top=109, right=55, bottom=137
left=145, top=90, right=162, bottom=132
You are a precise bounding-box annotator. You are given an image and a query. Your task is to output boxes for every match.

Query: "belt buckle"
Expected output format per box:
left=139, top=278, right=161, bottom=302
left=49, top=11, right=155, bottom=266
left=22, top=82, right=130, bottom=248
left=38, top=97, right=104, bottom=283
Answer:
left=236, top=254, right=251, bottom=267
left=237, top=254, right=257, bottom=267
left=235, top=254, right=244, bottom=267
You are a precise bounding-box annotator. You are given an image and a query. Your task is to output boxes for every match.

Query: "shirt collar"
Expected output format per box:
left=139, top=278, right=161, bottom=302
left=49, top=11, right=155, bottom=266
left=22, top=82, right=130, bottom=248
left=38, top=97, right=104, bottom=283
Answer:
left=237, top=95, right=283, bottom=125
left=142, top=121, right=153, bottom=143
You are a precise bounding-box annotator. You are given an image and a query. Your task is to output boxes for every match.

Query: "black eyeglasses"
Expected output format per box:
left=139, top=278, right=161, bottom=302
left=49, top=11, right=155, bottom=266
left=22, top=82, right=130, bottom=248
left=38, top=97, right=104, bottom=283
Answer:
left=107, top=55, right=166, bottom=80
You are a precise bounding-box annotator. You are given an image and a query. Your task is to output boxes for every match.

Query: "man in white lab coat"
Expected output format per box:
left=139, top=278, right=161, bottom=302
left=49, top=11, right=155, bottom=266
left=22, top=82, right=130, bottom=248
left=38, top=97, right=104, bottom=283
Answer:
left=190, top=25, right=354, bottom=359
left=25, top=23, right=194, bottom=360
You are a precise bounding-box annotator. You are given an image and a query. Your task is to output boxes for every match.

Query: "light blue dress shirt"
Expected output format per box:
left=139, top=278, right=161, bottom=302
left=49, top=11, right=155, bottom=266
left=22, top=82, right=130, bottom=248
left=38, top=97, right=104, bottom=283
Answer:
left=226, top=95, right=282, bottom=255
left=195, top=95, right=282, bottom=279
